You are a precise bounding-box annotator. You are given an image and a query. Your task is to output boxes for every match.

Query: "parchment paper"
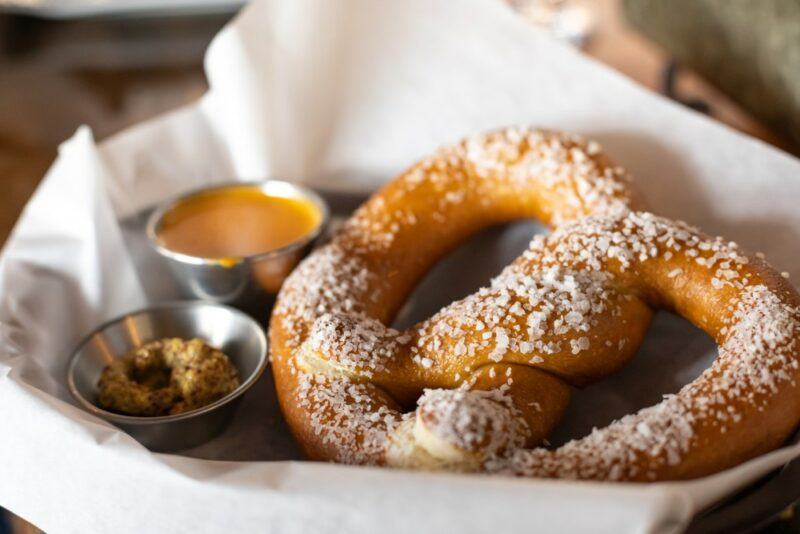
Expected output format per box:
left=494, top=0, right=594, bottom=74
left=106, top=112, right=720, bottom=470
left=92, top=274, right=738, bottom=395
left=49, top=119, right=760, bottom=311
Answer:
left=2, top=0, right=800, bottom=532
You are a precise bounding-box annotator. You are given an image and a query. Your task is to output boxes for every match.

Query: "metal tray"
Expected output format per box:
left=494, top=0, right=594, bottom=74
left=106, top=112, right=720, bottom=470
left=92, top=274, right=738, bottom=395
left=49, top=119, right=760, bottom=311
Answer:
left=0, top=0, right=243, bottom=19
left=121, top=188, right=800, bottom=533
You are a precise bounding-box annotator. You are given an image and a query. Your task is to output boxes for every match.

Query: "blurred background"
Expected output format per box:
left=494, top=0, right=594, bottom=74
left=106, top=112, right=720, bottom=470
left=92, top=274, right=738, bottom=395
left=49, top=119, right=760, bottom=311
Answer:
left=0, top=0, right=798, bottom=532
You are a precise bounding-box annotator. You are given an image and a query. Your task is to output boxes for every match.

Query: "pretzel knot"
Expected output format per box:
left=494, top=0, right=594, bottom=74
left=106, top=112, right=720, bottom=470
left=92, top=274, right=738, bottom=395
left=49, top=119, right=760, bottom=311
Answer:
left=270, top=128, right=800, bottom=481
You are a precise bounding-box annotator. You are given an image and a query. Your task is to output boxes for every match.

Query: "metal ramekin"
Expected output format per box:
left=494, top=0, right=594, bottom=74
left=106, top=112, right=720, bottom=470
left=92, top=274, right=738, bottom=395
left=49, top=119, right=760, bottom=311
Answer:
left=145, top=180, right=330, bottom=312
left=67, top=301, right=268, bottom=451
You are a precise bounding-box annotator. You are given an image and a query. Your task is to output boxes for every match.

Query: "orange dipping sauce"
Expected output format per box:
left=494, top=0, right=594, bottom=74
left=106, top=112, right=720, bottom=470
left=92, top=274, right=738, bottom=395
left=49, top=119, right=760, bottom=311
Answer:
left=156, top=186, right=322, bottom=260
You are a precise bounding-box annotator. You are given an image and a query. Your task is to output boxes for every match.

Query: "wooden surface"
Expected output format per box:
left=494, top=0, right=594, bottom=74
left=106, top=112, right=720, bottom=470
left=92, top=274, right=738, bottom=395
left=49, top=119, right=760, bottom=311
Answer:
left=0, top=1, right=796, bottom=532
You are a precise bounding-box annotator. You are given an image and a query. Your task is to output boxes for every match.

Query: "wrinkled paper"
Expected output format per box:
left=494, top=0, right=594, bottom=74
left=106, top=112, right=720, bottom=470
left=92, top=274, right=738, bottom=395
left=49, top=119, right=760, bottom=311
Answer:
left=2, top=0, right=800, bottom=532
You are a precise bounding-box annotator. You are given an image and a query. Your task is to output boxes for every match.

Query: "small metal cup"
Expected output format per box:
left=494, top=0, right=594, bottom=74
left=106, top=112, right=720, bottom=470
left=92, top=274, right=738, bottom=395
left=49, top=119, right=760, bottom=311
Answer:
left=67, top=301, right=268, bottom=451
left=145, top=180, right=329, bottom=312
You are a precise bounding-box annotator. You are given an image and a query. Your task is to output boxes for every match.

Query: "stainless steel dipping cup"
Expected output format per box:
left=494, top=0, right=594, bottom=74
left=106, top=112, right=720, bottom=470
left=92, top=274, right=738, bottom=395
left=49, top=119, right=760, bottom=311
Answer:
left=67, top=301, right=268, bottom=451
left=145, top=180, right=329, bottom=313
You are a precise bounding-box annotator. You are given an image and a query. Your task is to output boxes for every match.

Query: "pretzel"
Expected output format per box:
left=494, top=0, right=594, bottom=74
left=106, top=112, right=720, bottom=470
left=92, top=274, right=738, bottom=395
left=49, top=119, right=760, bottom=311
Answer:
left=269, top=128, right=800, bottom=481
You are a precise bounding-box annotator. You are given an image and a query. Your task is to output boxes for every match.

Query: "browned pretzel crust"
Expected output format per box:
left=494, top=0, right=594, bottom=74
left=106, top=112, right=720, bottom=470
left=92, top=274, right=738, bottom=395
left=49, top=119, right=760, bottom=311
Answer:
left=269, top=128, right=800, bottom=481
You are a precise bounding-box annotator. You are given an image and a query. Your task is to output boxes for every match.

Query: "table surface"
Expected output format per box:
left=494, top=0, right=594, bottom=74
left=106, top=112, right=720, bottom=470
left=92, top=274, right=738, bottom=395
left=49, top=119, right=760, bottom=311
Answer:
left=0, top=1, right=797, bottom=532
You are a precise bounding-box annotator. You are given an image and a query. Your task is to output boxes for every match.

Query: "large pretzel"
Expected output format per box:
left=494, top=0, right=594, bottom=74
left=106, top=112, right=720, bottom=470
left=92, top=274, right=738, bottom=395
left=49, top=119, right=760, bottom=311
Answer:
left=269, top=128, right=800, bottom=481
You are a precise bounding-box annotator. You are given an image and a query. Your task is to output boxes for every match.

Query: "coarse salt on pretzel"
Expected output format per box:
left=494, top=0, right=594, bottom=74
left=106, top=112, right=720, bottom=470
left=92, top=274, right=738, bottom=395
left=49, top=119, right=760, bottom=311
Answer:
left=269, top=127, right=800, bottom=481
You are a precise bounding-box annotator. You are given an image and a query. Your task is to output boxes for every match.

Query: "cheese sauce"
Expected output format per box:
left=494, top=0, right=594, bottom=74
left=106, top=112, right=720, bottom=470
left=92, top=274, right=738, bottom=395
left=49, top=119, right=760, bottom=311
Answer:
left=157, top=186, right=322, bottom=259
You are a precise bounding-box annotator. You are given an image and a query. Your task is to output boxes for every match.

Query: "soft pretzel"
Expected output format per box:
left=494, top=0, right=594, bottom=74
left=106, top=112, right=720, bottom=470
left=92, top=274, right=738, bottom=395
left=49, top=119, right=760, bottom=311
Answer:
left=269, top=128, right=800, bottom=481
